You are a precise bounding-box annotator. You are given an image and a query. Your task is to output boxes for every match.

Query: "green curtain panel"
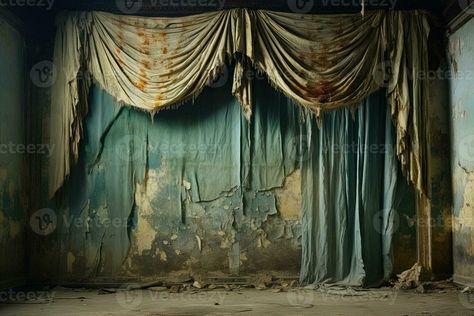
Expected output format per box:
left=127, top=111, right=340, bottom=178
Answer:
left=62, top=77, right=410, bottom=284
left=300, top=90, right=413, bottom=287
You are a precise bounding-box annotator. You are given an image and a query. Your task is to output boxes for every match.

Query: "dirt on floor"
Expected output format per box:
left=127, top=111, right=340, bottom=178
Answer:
left=0, top=279, right=473, bottom=316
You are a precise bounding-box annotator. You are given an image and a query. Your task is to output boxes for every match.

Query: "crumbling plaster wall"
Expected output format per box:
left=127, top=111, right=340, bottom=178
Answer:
left=448, top=17, right=474, bottom=286
left=32, top=79, right=303, bottom=285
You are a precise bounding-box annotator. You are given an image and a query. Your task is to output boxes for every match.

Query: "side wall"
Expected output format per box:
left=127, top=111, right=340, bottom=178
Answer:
left=448, top=17, right=474, bottom=286
left=0, top=12, right=27, bottom=289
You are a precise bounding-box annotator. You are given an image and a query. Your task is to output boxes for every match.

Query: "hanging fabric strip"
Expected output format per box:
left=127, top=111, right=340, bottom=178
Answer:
left=49, top=9, right=430, bottom=200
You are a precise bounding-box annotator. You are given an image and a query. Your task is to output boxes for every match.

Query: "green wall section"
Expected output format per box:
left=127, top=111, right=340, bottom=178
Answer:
left=448, top=18, right=474, bottom=286
left=33, top=77, right=417, bottom=285
left=36, top=78, right=303, bottom=283
left=0, top=15, right=26, bottom=289
left=28, top=69, right=419, bottom=285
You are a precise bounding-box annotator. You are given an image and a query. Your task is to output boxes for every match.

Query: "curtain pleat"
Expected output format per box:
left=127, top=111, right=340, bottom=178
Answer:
left=300, top=90, right=405, bottom=286
left=49, top=9, right=430, bottom=200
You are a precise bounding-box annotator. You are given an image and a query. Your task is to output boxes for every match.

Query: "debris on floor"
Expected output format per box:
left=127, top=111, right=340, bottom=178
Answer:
left=393, top=263, right=459, bottom=294
left=395, top=263, right=422, bottom=290
left=461, top=286, right=472, bottom=293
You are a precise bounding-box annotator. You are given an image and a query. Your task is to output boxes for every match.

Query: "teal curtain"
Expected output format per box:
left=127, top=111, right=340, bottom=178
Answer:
left=300, top=90, right=409, bottom=287
left=62, top=77, right=300, bottom=276
left=63, top=75, right=409, bottom=284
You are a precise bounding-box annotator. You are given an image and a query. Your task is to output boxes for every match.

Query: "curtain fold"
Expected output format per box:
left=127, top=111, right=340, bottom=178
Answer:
left=300, top=90, right=404, bottom=287
left=61, top=80, right=300, bottom=275
left=49, top=9, right=430, bottom=201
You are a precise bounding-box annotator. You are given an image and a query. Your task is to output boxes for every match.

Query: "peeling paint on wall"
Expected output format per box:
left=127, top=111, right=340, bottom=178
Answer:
left=457, top=171, right=474, bottom=232
left=275, top=170, right=301, bottom=220
left=40, top=79, right=302, bottom=283
left=449, top=17, right=474, bottom=285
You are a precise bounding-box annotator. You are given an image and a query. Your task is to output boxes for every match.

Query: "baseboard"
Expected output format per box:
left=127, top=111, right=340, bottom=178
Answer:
left=454, top=274, right=474, bottom=287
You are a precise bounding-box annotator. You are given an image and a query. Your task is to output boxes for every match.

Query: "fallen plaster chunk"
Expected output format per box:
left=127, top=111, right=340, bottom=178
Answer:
left=193, top=281, right=206, bottom=289
left=183, top=180, right=191, bottom=191
left=395, top=263, right=422, bottom=290
left=195, top=235, right=202, bottom=252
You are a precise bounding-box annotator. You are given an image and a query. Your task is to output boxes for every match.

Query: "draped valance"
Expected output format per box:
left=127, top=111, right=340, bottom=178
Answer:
left=49, top=9, right=430, bottom=198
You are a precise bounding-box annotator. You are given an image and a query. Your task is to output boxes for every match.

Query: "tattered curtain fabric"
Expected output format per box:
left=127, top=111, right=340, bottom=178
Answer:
left=300, top=90, right=415, bottom=287
left=63, top=79, right=299, bottom=276
left=49, top=9, right=430, bottom=199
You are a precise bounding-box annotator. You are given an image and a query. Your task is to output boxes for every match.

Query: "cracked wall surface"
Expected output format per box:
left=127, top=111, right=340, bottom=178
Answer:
left=448, top=17, right=474, bottom=286
left=34, top=78, right=302, bottom=284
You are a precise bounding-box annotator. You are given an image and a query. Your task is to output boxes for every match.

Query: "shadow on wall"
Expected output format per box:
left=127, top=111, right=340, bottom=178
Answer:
left=0, top=14, right=27, bottom=289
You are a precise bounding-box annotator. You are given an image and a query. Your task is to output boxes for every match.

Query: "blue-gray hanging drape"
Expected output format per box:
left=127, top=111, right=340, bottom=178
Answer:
left=60, top=76, right=411, bottom=285
left=300, top=90, right=411, bottom=287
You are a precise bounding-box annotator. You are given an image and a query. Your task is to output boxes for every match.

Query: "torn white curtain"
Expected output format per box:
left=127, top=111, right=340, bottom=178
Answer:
left=49, top=9, right=430, bottom=198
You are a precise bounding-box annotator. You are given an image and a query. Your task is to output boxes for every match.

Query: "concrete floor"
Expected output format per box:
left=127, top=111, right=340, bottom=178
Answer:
left=0, top=286, right=473, bottom=315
